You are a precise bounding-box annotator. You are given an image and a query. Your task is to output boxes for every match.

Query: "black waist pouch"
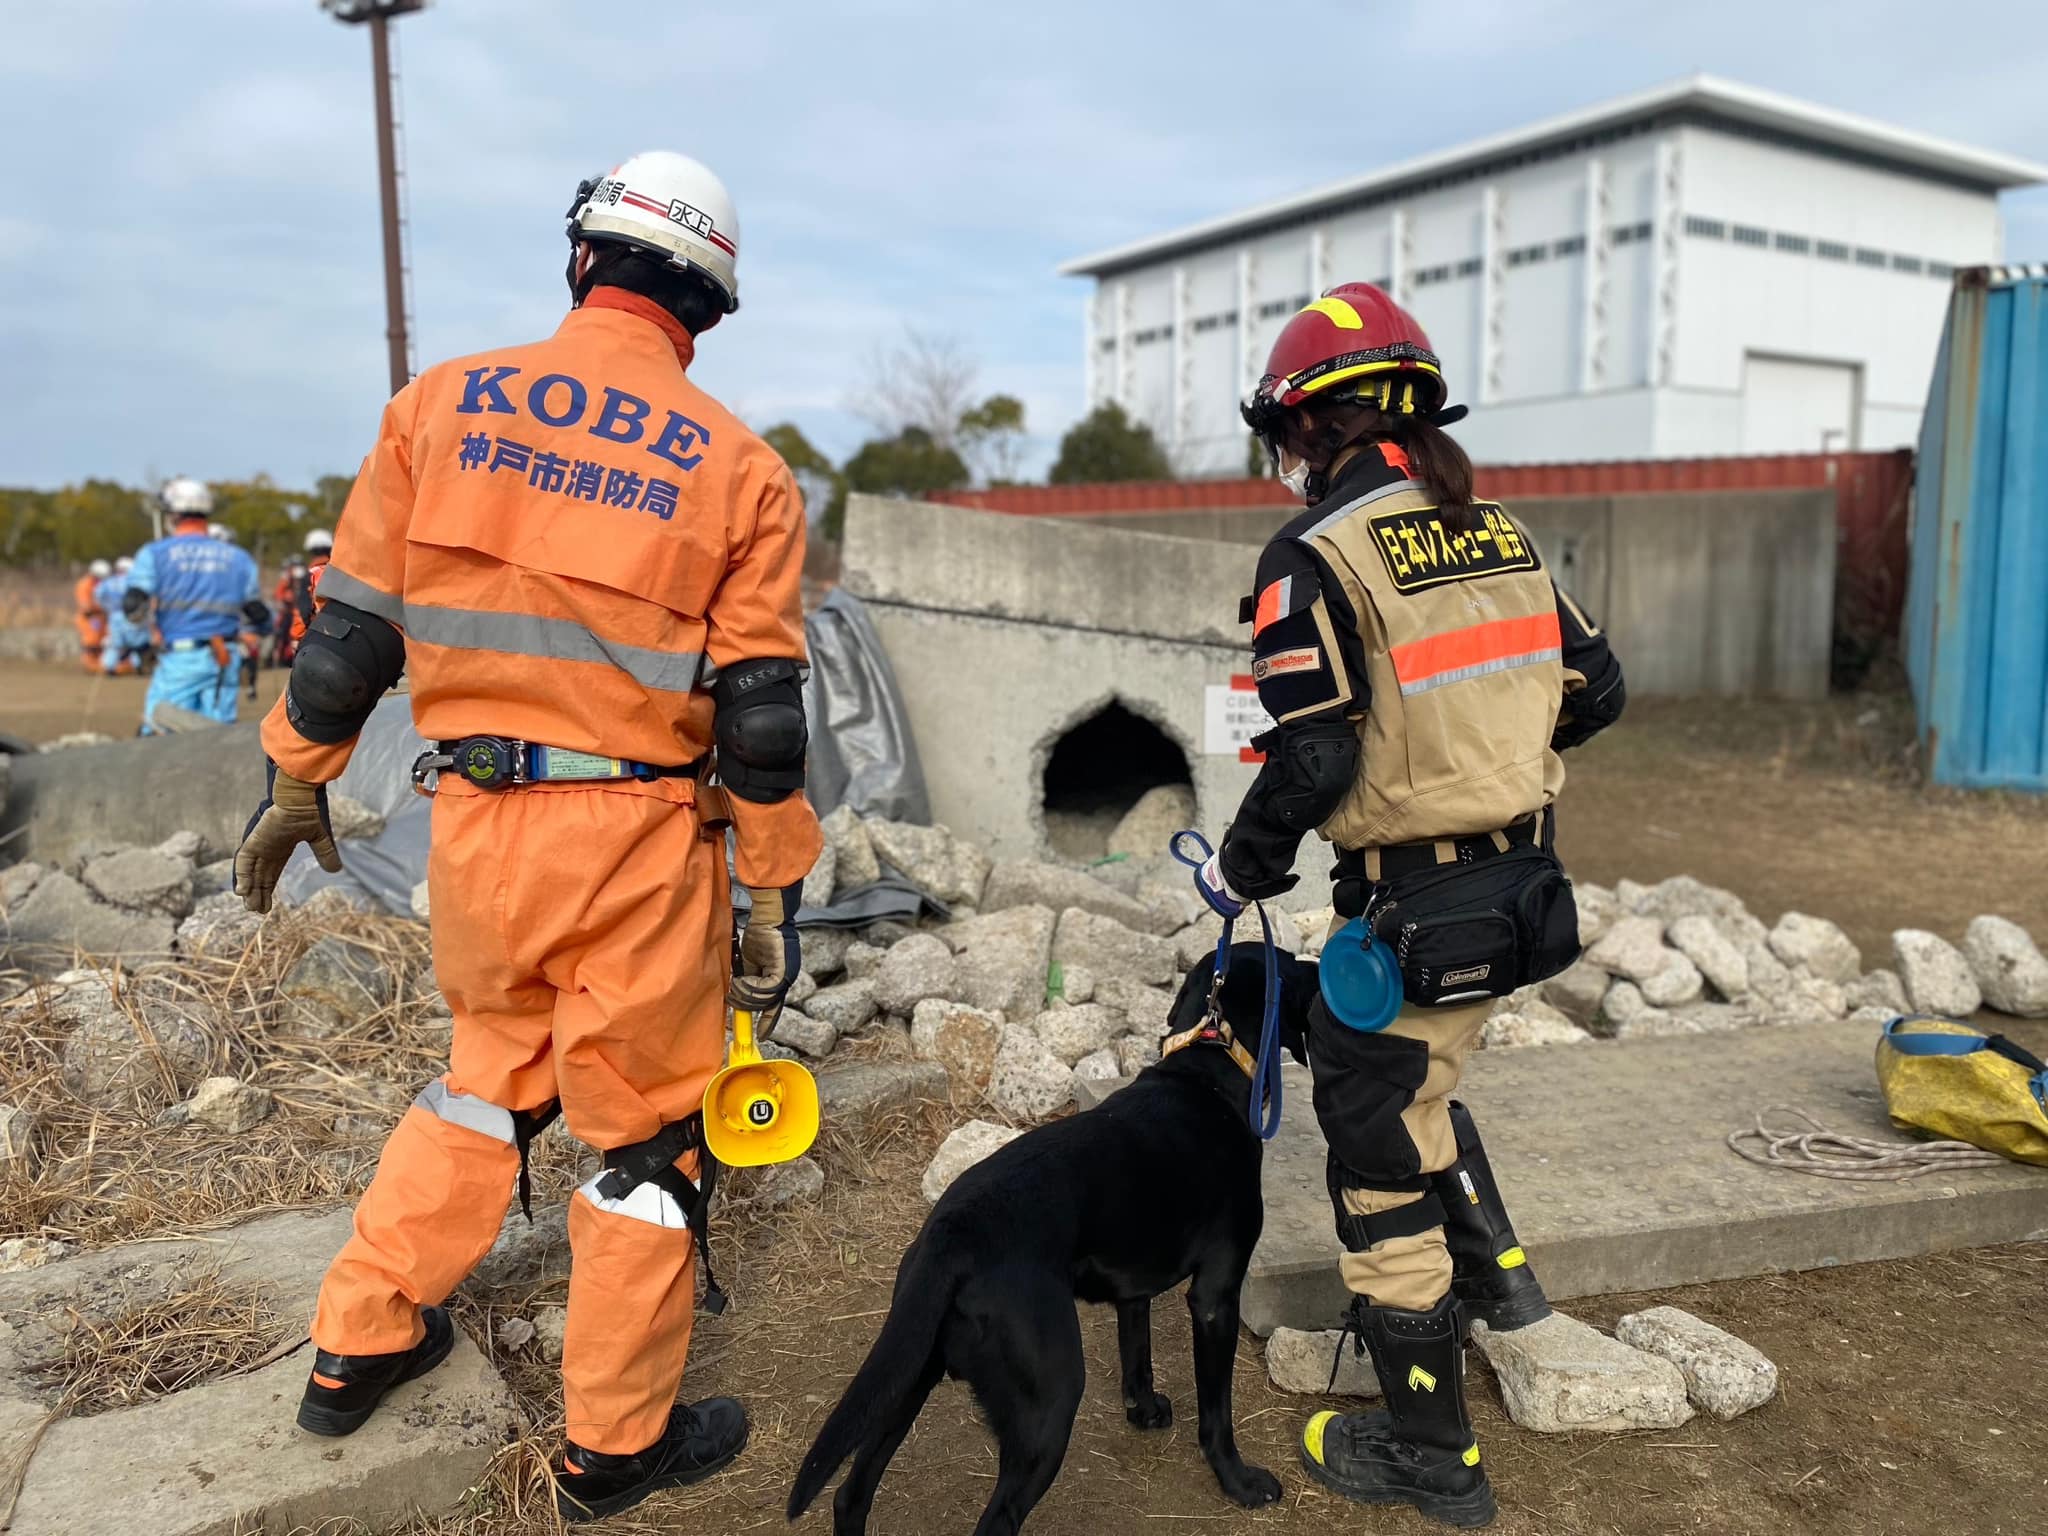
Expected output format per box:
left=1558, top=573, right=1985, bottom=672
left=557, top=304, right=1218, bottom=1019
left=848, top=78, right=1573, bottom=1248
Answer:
left=1368, top=847, right=1581, bottom=1006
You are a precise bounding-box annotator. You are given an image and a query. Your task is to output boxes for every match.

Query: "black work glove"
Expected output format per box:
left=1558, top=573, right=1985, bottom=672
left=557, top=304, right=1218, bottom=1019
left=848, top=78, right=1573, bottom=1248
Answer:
left=731, top=879, right=803, bottom=1014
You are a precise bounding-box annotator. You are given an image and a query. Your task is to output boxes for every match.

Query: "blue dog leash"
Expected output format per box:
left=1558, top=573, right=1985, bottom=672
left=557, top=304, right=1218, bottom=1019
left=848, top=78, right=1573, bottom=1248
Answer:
left=1170, top=830, right=1285, bottom=1141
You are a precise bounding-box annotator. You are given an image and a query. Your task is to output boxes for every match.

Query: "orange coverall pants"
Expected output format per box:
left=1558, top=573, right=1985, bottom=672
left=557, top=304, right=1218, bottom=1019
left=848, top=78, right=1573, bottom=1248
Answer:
left=311, top=777, right=729, bottom=1454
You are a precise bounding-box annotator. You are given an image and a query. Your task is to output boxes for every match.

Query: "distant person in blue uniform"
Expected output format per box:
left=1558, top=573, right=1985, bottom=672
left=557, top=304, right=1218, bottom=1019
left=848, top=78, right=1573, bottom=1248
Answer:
left=96, top=556, right=151, bottom=674
left=124, top=478, right=263, bottom=732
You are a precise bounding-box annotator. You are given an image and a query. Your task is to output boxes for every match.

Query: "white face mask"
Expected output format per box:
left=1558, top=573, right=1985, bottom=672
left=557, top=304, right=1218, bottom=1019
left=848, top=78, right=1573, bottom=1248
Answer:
left=1277, top=450, right=1314, bottom=499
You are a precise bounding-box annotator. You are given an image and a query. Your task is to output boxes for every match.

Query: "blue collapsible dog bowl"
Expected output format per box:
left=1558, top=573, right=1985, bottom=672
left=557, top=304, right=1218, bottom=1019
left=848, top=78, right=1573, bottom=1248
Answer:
left=1319, top=917, right=1403, bottom=1033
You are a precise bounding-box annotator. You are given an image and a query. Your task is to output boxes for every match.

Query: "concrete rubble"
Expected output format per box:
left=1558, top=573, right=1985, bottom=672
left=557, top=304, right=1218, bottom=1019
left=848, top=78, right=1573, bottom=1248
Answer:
left=1614, top=1305, right=1779, bottom=1420
left=922, top=1118, right=1024, bottom=1203
left=1892, top=928, right=1983, bottom=1016
left=1472, top=1312, right=1694, bottom=1433
left=1265, top=1327, right=1381, bottom=1397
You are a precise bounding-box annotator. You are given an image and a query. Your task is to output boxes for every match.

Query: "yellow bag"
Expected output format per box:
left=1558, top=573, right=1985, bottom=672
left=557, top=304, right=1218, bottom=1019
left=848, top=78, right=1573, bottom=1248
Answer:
left=1876, top=1015, right=2048, bottom=1167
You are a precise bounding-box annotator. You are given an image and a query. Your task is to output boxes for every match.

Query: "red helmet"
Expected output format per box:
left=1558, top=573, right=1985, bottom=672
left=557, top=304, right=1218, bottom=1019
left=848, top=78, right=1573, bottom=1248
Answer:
left=1240, top=283, right=1459, bottom=443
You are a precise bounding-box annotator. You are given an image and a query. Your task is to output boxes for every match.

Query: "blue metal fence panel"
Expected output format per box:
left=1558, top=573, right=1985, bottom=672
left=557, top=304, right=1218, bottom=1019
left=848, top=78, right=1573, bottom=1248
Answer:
left=1906, top=268, right=2048, bottom=791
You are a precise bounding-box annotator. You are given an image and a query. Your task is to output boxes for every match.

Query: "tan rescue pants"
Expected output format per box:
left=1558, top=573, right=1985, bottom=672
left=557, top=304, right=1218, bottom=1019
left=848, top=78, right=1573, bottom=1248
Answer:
left=1333, top=998, right=1489, bottom=1312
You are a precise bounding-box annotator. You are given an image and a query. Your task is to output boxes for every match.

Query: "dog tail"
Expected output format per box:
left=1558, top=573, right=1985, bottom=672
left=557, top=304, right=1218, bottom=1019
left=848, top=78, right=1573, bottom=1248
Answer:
left=787, top=1236, right=958, bottom=1519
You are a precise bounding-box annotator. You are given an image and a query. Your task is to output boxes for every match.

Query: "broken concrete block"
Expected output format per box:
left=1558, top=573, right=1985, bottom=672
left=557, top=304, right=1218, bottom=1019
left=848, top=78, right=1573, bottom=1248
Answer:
left=1095, top=976, right=1172, bottom=1037
left=325, top=793, right=385, bottom=842
left=1667, top=915, right=1750, bottom=1000
left=1171, top=919, right=1224, bottom=973
left=802, top=925, right=852, bottom=979
left=534, top=1304, right=568, bottom=1363
left=843, top=941, right=885, bottom=980
left=805, top=979, right=879, bottom=1034
left=1471, top=1312, right=1693, bottom=1433
left=1962, top=915, right=2048, bottom=1018
left=871, top=932, right=963, bottom=1014
left=1, top=859, right=46, bottom=910
left=1891, top=928, right=1983, bottom=1016
left=804, top=838, right=839, bottom=909
left=1768, top=912, right=1861, bottom=985
left=81, top=847, right=195, bottom=919
left=183, top=1076, right=274, bottom=1134
left=983, top=859, right=1174, bottom=936
left=941, top=904, right=1054, bottom=1018
left=866, top=819, right=991, bottom=907
left=988, top=1026, right=1076, bottom=1121
left=817, top=1059, right=948, bottom=1134
left=5, top=1332, right=519, bottom=1536
left=57, top=979, right=214, bottom=1108
left=1585, top=916, right=1668, bottom=982
left=176, top=892, right=265, bottom=957
left=1541, top=957, right=1610, bottom=1026
left=1056, top=963, right=1096, bottom=1003
left=1115, top=1033, right=1158, bottom=1077
left=1073, top=1046, right=1122, bottom=1082
left=1482, top=1012, right=1593, bottom=1049
left=821, top=804, right=882, bottom=892
left=1107, top=783, right=1197, bottom=861
left=1630, top=876, right=1754, bottom=931
left=748, top=1155, right=825, bottom=1209
left=0, top=1237, right=76, bottom=1274
left=1266, top=1327, right=1381, bottom=1397
left=1033, top=1003, right=1126, bottom=1066
left=1575, top=882, right=1618, bottom=946
left=923, top=1118, right=1025, bottom=1203
left=1614, top=1306, right=1777, bottom=1420
left=279, top=937, right=395, bottom=1037
left=1053, top=908, right=1176, bottom=987
left=909, top=999, right=1003, bottom=1096
left=1844, top=968, right=1908, bottom=1016
left=1640, top=951, right=1705, bottom=1008
left=153, top=830, right=206, bottom=863
left=768, top=1010, right=839, bottom=1059
left=4, top=871, right=177, bottom=964
left=408, top=879, right=431, bottom=921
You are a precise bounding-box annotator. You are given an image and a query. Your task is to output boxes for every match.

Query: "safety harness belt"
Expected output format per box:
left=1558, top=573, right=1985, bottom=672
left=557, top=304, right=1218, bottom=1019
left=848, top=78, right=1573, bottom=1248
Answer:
left=596, top=1113, right=728, bottom=1315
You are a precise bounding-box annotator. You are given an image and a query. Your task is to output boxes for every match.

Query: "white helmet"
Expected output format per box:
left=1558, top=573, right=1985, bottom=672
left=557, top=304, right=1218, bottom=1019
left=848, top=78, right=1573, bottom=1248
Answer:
left=566, top=151, right=741, bottom=313
left=207, top=522, right=232, bottom=542
left=115, top=556, right=134, bottom=574
left=304, top=527, right=334, bottom=554
left=160, top=476, right=214, bottom=517
left=89, top=558, right=112, bottom=578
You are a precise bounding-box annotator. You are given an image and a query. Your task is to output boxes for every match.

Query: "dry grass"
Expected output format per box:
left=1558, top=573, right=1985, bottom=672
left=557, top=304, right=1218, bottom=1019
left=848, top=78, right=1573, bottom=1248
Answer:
left=39, top=1269, right=294, bottom=1414
left=0, top=902, right=456, bottom=1250
left=0, top=570, right=73, bottom=632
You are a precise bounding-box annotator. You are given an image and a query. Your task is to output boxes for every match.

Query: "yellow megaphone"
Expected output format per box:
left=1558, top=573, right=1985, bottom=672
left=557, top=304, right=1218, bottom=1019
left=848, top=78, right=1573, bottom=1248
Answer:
left=704, top=1009, right=820, bottom=1167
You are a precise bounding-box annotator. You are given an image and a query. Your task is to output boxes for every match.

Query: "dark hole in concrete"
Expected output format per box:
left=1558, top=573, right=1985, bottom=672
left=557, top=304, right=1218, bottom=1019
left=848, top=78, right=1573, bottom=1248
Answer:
left=1041, top=701, right=1192, bottom=861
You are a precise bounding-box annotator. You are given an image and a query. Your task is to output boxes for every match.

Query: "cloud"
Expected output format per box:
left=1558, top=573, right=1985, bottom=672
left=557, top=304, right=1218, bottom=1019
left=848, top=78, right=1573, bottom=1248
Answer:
left=1, top=0, right=2044, bottom=489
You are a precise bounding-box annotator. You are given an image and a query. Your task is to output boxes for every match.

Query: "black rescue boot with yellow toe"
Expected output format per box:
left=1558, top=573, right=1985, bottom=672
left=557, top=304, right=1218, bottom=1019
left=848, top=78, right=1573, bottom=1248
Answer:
left=1438, top=1099, right=1551, bottom=1335
left=555, top=1397, right=749, bottom=1523
left=1300, top=1295, right=1494, bottom=1529
left=296, top=1304, right=455, bottom=1436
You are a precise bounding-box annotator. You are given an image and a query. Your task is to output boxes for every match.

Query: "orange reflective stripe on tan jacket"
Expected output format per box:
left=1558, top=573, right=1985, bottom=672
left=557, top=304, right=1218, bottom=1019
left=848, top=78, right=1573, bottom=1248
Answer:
left=262, top=287, right=822, bottom=887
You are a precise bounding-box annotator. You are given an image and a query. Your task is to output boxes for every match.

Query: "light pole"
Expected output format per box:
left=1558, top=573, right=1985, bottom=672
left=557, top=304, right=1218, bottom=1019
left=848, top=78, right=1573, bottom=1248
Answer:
left=321, top=1, right=426, bottom=396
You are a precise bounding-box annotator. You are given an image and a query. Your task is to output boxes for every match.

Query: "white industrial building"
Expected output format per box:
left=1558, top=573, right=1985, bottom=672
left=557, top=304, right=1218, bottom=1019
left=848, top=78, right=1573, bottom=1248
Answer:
left=1062, top=77, right=2045, bottom=471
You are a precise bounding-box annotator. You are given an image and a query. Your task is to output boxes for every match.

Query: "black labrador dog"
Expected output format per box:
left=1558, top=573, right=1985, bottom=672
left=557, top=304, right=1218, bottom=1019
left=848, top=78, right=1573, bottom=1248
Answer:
left=788, top=943, right=1317, bottom=1536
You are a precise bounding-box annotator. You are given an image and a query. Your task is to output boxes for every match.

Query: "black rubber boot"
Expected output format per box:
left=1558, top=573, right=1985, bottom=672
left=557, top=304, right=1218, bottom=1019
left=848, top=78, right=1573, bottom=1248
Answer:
left=555, top=1397, right=750, bottom=1523
left=1437, top=1100, right=1551, bottom=1334
left=296, top=1305, right=456, bottom=1436
left=1300, top=1295, right=1495, bottom=1529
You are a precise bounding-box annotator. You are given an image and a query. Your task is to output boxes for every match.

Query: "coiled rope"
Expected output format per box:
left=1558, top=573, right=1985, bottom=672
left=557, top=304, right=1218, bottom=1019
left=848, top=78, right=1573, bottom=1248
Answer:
left=1727, top=1106, right=2006, bottom=1181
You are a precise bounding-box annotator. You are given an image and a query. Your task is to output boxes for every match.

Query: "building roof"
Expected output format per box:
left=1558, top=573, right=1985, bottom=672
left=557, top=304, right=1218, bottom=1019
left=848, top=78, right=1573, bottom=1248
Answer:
left=1059, top=75, right=2048, bottom=278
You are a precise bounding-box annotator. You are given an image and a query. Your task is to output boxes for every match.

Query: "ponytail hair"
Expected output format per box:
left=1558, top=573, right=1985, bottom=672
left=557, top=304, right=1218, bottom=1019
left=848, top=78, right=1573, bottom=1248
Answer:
left=1394, top=418, right=1477, bottom=533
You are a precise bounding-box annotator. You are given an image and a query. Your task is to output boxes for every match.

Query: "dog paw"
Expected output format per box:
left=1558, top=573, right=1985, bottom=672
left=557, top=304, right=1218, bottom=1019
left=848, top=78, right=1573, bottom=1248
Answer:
left=1217, top=1463, right=1283, bottom=1508
left=1124, top=1390, right=1173, bottom=1430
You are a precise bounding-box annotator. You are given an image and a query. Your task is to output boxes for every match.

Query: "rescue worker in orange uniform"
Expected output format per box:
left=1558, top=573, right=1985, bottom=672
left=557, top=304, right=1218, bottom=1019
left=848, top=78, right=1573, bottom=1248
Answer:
left=74, top=561, right=110, bottom=671
left=232, top=151, right=821, bottom=1525
left=1196, top=285, right=1625, bottom=1528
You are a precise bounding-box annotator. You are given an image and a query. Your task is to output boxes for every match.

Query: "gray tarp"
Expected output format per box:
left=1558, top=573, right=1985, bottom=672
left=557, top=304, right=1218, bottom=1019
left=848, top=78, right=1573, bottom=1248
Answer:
left=278, top=589, right=929, bottom=927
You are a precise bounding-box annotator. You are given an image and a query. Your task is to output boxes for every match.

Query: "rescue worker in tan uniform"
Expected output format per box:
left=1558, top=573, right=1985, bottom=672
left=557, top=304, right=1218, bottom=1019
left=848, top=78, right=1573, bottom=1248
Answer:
left=1196, top=284, right=1624, bottom=1527
left=233, top=151, right=822, bottom=1524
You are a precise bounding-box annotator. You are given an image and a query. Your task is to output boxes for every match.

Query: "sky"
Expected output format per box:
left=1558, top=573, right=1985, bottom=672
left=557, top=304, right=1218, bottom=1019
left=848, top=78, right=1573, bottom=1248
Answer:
left=2, top=0, right=2044, bottom=492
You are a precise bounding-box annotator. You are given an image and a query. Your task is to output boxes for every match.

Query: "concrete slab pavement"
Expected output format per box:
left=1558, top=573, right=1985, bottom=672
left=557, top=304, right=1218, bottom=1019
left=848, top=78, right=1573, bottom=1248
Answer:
left=1077, top=1023, right=2048, bottom=1335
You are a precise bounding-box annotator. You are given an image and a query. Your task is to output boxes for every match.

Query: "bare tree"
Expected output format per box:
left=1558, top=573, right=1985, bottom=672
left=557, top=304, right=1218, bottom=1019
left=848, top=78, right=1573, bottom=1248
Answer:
left=850, top=328, right=981, bottom=448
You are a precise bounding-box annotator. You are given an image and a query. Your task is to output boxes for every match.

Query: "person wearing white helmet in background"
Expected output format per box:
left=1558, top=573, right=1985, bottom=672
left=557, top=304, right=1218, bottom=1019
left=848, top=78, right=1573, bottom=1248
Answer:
left=237, top=150, right=819, bottom=1524
left=74, top=560, right=112, bottom=672
left=100, top=555, right=152, bottom=675
left=92, top=558, right=139, bottom=675
left=282, top=525, right=336, bottom=655
left=125, top=477, right=263, bottom=731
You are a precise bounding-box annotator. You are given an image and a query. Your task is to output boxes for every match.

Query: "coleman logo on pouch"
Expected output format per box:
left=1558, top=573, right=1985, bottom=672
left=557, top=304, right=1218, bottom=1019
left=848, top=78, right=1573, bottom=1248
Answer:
left=1369, top=503, right=1539, bottom=592
left=1441, top=964, right=1492, bottom=986
left=1252, top=646, right=1323, bottom=681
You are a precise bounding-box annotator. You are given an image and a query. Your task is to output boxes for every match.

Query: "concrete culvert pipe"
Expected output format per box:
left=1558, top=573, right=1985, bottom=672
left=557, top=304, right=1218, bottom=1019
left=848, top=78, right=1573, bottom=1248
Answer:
left=1040, top=699, right=1194, bottom=862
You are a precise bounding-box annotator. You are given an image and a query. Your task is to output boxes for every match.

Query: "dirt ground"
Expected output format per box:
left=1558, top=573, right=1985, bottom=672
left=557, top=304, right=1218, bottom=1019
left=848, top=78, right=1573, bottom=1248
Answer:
left=408, top=1117, right=2048, bottom=1536
left=0, top=655, right=287, bottom=745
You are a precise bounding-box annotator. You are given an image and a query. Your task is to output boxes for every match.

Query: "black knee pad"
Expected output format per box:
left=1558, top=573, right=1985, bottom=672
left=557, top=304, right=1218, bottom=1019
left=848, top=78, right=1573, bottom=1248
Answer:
left=1307, top=995, right=1431, bottom=1186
